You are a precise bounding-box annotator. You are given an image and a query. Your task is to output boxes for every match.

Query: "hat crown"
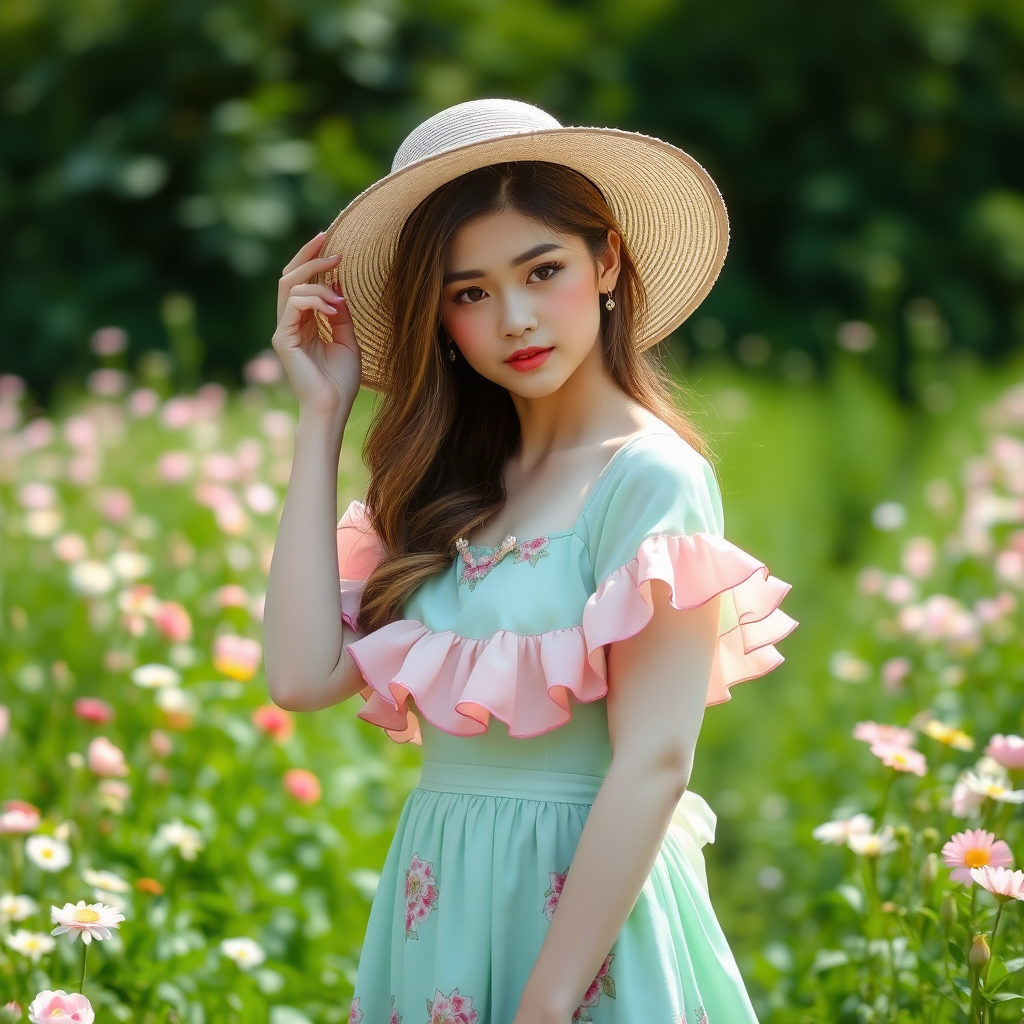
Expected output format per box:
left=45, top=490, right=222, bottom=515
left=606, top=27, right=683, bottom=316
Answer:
left=391, top=98, right=563, bottom=173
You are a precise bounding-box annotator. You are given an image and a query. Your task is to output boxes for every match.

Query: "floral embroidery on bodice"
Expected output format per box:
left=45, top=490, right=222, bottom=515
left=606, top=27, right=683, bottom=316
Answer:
left=454, top=534, right=550, bottom=589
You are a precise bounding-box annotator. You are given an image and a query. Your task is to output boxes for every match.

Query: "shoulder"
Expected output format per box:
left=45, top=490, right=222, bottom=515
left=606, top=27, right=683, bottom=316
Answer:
left=581, top=430, right=724, bottom=579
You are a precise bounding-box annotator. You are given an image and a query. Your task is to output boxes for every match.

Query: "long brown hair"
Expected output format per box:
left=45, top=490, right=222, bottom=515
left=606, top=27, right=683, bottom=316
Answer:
left=357, top=161, right=707, bottom=632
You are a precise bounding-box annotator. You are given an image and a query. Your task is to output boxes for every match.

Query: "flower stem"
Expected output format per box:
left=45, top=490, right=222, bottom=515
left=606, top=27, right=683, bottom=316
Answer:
left=78, top=940, right=88, bottom=995
left=985, top=902, right=1004, bottom=988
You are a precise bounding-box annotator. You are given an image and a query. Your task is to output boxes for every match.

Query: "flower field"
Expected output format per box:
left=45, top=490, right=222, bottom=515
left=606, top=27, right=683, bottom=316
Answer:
left=3, top=337, right=1024, bottom=1022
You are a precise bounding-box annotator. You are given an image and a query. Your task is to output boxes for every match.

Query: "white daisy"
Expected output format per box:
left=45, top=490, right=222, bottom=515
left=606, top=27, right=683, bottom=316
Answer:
left=130, top=663, right=181, bottom=689
left=0, top=893, right=39, bottom=922
left=156, top=820, right=205, bottom=860
left=220, top=936, right=266, bottom=969
left=50, top=901, right=125, bottom=944
left=81, top=868, right=130, bottom=894
left=5, top=928, right=56, bottom=962
left=25, top=835, right=72, bottom=873
left=848, top=826, right=898, bottom=858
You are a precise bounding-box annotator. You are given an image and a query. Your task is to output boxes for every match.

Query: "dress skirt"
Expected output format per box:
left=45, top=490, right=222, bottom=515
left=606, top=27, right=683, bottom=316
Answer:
left=346, top=727, right=760, bottom=1024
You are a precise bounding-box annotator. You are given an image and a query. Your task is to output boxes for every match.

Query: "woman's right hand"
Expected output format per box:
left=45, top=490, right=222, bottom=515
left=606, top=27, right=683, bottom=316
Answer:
left=272, top=232, right=362, bottom=421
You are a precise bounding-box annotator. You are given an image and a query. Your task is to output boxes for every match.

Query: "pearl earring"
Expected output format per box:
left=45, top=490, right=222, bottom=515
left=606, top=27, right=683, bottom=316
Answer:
left=604, top=292, right=615, bottom=311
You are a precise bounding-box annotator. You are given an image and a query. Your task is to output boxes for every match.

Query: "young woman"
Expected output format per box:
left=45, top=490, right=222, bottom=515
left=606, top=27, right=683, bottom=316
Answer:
left=263, top=99, right=797, bottom=1024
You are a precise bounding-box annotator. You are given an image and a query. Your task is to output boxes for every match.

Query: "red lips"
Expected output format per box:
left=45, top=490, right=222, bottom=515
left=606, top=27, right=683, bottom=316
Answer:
left=505, top=346, right=553, bottom=372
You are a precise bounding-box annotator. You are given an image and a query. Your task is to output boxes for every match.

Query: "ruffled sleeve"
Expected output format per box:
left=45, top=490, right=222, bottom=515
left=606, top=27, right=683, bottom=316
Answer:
left=336, top=500, right=385, bottom=631
left=579, top=433, right=797, bottom=705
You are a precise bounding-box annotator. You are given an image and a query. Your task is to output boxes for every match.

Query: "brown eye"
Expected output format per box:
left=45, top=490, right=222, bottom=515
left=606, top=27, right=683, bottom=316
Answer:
left=457, top=286, right=486, bottom=303
left=529, top=262, right=563, bottom=283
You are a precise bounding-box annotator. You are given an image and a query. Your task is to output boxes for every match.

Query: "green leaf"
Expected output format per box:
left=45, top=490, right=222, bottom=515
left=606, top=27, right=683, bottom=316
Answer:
left=947, top=940, right=965, bottom=966
left=1002, top=957, right=1024, bottom=973
left=601, top=975, right=616, bottom=998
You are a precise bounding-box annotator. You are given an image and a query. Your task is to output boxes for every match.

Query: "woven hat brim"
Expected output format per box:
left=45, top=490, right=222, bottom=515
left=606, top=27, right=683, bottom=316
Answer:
left=314, top=126, right=729, bottom=391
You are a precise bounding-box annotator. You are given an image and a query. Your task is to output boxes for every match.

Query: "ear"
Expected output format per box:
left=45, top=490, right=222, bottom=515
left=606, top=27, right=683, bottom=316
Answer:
left=595, top=229, right=622, bottom=295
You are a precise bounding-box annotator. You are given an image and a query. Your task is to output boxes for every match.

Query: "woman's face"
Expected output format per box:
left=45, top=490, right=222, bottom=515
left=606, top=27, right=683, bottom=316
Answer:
left=440, top=208, right=621, bottom=398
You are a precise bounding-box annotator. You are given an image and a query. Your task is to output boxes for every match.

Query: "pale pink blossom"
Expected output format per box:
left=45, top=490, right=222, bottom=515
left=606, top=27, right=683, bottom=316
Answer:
left=883, top=574, right=917, bottom=605
left=152, top=601, right=192, bottom=643
left=160, top=397, right=195, bottom=429
left=969, top=866, right=1024, bottom=902
left=213, top=634, right=262, bottom=681
left=871, top=743, right=927, bottom=776
left=0, top=705, right=8, bottom=742
left=73, top=698, right=114, bottom=725
left=63, top=416, right=96, bottom=450
left=0, top=800, right=40, bottom=835
left=853, top=722, right=914, bottom=748
left=283, top=768, right=321, bottom=804
left=50, top=901, right=124, bottom=944
left=857, top=566, right=887, bottom=595
left=200, top=452, right=239, bottom=482
left=149, top=730, right=173, bottom=757
left=86, top=369, right=127, bottom=397
left=18, top=482, right=57, bottom=509
left=90, top=326, right=127, bottom=355
left=245, top=482, right=277, bottom=514
left=576, top=954, right=615, bottom=1013
left=158, top=451, right=193, bottom=483
left=942, top=829, right=1014, bottom=884
left=216, top=585, right=249, bottom=608
left=27, top=990, right=94, bottom=1023
left=881, top=657, right=912, bottom=692
left=0, top=373, right=27, bottom=402
left=985, top=734, right=1024, bottom=770
left=86, top=737, right=129, bottom=778
left=52, top=533, right=88, bottom=562
left=901, top=537, right=936, bottom=579
left=97, top=488, right=133, bottom=524
left=243, top=351, right=283, bottom=385
left=347, top=997, right=363, bottom=1024
left=128, top=387, right=159, bottom=418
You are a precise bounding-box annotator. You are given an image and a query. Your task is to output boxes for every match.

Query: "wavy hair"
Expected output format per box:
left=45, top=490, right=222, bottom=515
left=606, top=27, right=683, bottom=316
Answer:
left=357, top=161, right=707, bottom=632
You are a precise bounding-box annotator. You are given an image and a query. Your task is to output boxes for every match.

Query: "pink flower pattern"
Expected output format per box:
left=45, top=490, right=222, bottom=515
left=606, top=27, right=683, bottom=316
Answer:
left=543, top=866, right=616, bottom=1022
left=391, top=995, right=403, bottom=1024
left=673, top=1009, right=708, bottom=1024
left=455, top=535, right=550, bottom=589
left=571, top=954, right=616, bottom=1022
left=348, top=997, right=363, bottom=1024
left=405, top=852, right=440, bottom=940
left=424, top=987, right=479, bottom=1024
left=543, top=867, right=568, bottom=921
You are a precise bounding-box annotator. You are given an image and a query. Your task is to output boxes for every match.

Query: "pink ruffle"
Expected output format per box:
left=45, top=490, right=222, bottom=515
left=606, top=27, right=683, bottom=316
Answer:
left=337, top=501, right=385, bottom=630
left=344, top=531, right=797, bottom=744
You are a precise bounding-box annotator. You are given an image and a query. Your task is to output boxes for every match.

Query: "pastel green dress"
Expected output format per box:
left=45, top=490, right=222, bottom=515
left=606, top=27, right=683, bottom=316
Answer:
left=335, top=429, right=797, bottom=1024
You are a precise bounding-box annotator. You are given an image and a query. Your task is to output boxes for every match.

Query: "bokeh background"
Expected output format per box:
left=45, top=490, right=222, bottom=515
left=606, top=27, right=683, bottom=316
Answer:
left=3, top=0, right=1024, bottom=1021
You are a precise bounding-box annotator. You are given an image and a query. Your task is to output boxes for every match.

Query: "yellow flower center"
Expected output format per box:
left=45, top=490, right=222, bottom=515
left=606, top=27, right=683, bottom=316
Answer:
left=964, top=848, right=990, bottom=869
left=41, top=849, right=54, bottom=859
left=73, top=908, right=101, bottom=923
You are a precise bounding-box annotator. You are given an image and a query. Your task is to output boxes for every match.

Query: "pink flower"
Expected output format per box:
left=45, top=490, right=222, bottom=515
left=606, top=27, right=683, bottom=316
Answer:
left=970, top=866, right=1024, bottom=902
left=870, top=743, right=927, bottom=776
left=216, top=585, right=249, bottom=608
left=985, top=734, right=1024, bottom=771
left=347, top=998, right=363, bottom=1024
left=149, top=730, right=173, bottom=758
left=0, top=800, right=41, bottom=835
left=405, top=853, right=440, bottom=940
left=212, top=634, right=262, bottom=681
left=425, top=987, right=479, bottom=1024
left=389, top=994, right=402, bottom=1024
left=283, top=768, right=320, bottom=804
left=942, top=830, right=1014, bottom=884
left=578, top=953, right=615, bottom=1008
left=73, top=698, right=115, bottom=725
left=853, top=721, right=914, bottom=748
left=252, top=705, right=294, bottom=742
left=0, top=704, right=8, bottom=741
left=158, top=451, right=193, bottom=483
left=881, top=657, right=912, bottom=692
left=514, top=535, right=550, bottom=566
left=543, top=868, right=568, bottom=920
left=27, top=990, right=94, bottom=1023
left=97, top=488, right=133, bottom=524
left=153, top=602, right=192, bottom=643
left=86, top=737, right=129, bottom=777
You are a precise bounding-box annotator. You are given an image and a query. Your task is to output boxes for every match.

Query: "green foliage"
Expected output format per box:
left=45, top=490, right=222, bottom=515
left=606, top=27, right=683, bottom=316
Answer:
left=2, top=0, right=1023, bottom=401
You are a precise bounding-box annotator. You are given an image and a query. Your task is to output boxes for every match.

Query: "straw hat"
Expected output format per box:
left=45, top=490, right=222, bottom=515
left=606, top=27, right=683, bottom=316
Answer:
left=314, top=98, right=729, bottom=391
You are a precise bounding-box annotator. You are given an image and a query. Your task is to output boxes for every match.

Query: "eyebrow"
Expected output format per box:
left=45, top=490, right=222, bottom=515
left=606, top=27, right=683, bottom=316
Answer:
left=442, top=242, right=564, bottom=285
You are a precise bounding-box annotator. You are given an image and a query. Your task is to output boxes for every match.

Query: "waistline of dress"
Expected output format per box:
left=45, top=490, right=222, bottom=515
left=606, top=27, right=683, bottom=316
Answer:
left=415, top=759, right=604, bottom=804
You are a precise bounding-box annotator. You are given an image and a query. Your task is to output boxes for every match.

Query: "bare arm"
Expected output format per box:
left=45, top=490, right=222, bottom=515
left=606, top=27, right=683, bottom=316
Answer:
left=512, top=583, right=721, bottom=1023
left=262, top=233, right=368, bottom=713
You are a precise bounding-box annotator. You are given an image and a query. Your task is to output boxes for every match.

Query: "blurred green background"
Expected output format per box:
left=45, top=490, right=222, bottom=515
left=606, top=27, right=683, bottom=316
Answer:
left=4, top=0, right=1024, bottom=1019
left=3, top=0, right=1024, bottom=402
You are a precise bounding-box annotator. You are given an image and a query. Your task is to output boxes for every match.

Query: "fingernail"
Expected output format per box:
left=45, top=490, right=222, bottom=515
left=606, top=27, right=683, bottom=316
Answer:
left=325, top=305, right=338, bottom=314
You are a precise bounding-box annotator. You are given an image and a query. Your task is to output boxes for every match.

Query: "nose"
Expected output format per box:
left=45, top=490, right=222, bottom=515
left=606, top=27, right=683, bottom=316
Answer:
left=498, top=290, right=537, bottom=340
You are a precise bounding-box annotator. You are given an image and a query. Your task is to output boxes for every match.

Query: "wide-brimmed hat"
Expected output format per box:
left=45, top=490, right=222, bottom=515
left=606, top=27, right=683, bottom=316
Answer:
left=314, top=98, right=729, bottom=391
